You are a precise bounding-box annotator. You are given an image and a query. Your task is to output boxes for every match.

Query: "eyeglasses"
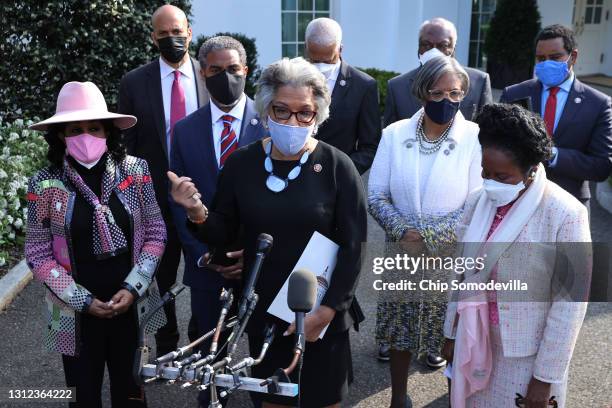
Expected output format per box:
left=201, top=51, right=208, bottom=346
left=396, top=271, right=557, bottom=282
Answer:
left=427, top=89, right=465, bottom=102
left=271, top=105, right=316, bottom=124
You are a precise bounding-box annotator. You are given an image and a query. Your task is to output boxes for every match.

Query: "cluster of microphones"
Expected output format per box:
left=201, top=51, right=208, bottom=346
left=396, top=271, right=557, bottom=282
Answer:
left=133, top=233, right=318, bottom=407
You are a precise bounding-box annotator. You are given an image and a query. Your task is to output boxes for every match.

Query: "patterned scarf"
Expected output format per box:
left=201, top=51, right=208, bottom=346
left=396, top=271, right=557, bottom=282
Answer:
left=64, top=155, right=128, bottom=259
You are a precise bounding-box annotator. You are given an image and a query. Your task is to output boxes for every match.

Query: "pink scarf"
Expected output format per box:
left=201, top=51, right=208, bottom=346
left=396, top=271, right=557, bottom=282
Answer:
left=451, top=296, right=492, bottom=408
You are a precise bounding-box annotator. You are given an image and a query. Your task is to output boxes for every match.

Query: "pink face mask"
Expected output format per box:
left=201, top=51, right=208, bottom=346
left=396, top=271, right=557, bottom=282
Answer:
left=65, top=133, right=107, bottom=164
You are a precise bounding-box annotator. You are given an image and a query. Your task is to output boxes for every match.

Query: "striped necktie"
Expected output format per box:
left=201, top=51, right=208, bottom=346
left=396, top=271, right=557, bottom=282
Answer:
left=219, top=115, right=237, bottom=167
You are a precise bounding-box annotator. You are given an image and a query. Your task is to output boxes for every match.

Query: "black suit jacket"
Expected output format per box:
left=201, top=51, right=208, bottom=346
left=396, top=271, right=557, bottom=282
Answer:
left=384, top=65, right=492, bottom=126
left=500, top=78, right=612, bottom=200
left=315, top=61, right=381, bottom=174
left=118, top=57, right=209, bottom=220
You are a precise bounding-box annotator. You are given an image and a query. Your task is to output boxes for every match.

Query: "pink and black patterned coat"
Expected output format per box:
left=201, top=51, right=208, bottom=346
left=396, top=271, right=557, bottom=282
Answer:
left=25, top=155, right=167, bottom=356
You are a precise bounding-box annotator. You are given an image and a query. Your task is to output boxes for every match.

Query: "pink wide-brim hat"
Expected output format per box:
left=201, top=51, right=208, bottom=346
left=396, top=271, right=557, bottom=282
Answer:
left=29, top=81, right=137, bottom=131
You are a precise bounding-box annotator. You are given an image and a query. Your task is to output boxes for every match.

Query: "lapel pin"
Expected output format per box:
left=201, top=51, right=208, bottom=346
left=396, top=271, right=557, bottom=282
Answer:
left=339, top=79, right=346, bottom=87
left=313, top=163, right=323, bottom=173
left=250, top=118, right=259, bottom=126
left=574, top=97, right=582, bottom=104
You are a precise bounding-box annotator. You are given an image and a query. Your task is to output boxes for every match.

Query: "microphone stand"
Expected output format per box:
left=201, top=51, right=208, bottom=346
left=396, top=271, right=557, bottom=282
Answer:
left=133, top=284, right=185, bottom=385
left=209, top=288, right=234, bottom=357
left=219, top=324, right=276, bottom=399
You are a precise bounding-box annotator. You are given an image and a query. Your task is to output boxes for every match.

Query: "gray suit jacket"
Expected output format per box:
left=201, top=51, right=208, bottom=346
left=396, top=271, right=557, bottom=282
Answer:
left=384, top=65, right=492, bottom=126
left=118, top=56, right=209, bottom=219
left=500, top=78, right=612, bottom=200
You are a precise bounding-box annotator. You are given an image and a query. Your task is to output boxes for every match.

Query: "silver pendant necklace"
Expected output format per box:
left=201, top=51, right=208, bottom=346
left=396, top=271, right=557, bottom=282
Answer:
left=264, top=141, right=310, bottom=193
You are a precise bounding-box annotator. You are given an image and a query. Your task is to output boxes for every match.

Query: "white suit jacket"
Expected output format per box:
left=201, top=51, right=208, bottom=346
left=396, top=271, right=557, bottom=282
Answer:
left=368, top=109, right=482, bottom=217
left=444, top=180, right=591, bottom=383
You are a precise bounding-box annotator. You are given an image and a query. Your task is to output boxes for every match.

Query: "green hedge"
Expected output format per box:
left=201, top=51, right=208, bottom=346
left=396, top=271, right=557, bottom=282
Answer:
left=191, top=33, right=260, bottom=98
left=358, top=67, right=400, bottom=117
left=0, top=0, right=192, bottom=122
left=0, top=118, right=47, bottom=267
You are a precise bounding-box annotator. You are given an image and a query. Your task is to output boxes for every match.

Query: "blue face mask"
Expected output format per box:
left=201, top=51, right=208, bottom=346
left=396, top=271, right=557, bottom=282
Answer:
left=267, top=116, right=314, bottom=156
left=535, top=56, right=571, bottom=87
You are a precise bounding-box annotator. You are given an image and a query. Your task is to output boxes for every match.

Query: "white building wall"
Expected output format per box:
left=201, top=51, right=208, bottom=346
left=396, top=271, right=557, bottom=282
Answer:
left=191, top=0, right=473, bottom=74
left=602, top=17, right=612, bottom=75
left=536, top=0, right=574, bottom=28
left=191, top=0, right=282, bottom=69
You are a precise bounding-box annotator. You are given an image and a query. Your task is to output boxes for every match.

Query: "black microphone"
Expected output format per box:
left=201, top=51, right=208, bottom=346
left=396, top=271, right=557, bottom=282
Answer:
left=287, top=269, right=317, bottom=354
left=238, top=233, right=273, bottom=318
left=260, top=270, right=317, bottom=399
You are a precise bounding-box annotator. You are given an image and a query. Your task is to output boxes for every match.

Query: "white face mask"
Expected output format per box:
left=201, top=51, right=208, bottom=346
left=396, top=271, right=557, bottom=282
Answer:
left=483, top=178, right=525, bottom=207
left=267, top=116, right=314, bottom=156
left=418, top=47, right=447, bottom=66
left=313, top=62, right=337, bottom=79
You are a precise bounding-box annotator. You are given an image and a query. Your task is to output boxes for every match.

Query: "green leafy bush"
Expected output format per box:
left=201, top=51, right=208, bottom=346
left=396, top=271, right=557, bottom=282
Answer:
left=0, top=0, right=192, bottom=122
left=191, top=33, right=260, bottom=98
left=484, top=0, right=541, bottom=88
left=358, top=68, right=400, bottom=117
left=0, top=118, right=47, bottom=267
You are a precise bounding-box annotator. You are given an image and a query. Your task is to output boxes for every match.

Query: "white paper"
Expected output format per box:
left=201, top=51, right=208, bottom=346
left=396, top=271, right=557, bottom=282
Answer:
left=266, top=231, right=339, bottom=339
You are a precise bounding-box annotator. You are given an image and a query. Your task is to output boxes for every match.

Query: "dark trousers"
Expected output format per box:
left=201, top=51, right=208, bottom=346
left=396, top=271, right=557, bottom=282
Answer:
left=155, top=223, right=182, bottom=356
left=63, top=310, right=145, bottom=408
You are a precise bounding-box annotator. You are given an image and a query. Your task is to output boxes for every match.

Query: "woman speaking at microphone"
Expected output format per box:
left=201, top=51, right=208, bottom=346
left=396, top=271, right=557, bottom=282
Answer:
left=169, top=57, right=367, bottom=408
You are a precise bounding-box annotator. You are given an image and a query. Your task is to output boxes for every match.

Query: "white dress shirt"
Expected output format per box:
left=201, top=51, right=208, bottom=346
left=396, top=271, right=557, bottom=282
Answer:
left=210, top=94, right=247, bottom=167
left=159, top=57, right=198, bottom=157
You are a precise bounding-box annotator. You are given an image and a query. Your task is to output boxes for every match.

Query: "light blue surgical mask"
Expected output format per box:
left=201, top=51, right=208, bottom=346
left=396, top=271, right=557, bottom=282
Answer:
left=534, top=55, right=571, bottom=87
left=267, top=116, right=314, bottom=156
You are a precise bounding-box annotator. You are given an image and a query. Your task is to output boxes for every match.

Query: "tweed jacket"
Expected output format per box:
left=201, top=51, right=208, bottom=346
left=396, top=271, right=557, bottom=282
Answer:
left=25, top=155, right=167, bottom=356
left=444, top=180, right=591, bottom=383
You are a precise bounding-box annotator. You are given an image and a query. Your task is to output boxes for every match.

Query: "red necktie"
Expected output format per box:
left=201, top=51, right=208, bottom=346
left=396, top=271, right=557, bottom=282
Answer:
left=170, top=70, right=186, bottom=147
left=219, top=115, right=237, bottom=167
left=543, top=86, right=560, bottom=137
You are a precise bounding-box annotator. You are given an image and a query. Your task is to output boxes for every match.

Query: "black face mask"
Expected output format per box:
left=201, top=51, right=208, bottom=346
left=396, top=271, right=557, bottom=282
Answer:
left=157, top=36, right=187, bottom=64
left=205, top=70, right=246, bottom=106
left=424, top=98, right=460, bottom=125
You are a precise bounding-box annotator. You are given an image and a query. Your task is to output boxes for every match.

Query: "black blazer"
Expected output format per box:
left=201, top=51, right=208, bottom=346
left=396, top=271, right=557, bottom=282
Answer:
left=315, top=61, right=381, bottom=174
left=118, top=57, right=209, bottom=220
left=384, top=65, right=492, bottom=126
left=500, top=78, right=612, bottom=200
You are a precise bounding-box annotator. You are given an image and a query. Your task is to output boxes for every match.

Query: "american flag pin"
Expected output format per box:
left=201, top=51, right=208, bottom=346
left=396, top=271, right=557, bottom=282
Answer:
left=314, top=164, right=323, bottom=172
left=339, top=80, right=346, bottom=87
left=574, top=97, right=582, bottom=104
left=250, top=118, right=259, bottom=125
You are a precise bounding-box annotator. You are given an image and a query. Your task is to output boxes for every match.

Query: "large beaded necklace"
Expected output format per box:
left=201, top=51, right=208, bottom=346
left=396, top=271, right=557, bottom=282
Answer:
left=415, top=112, right=454, bottom=155
left=264, top=141, right=310, bottom=193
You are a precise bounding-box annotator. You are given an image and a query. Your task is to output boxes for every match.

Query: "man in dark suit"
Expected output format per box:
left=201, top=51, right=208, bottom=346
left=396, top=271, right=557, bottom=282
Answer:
left=305, top=18, right=381, bottom=174
left=384, top=17, right=492, bottom=126
left=118, top=5, right=209, bottom=355
left=501, top=24, right=612, bottom=205
left=168, top=36, right=265, bottom=406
